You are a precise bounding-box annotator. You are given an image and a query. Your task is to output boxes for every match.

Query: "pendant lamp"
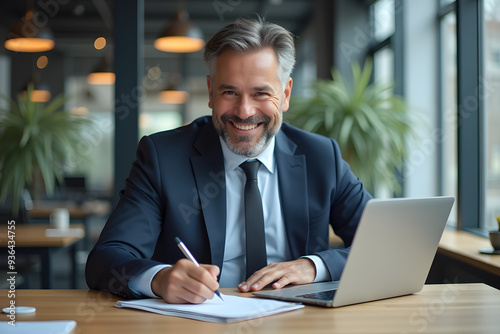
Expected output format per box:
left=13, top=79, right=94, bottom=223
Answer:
left=158, top=73, right=189, bottom=104
left=154, top=9, right=204, bottom=53
left=87, top=54, right=115, bottom=85
left=29, top=83, right=51, bottom=102
left=23, top=74, right=51, bottom=103
left=4, top=10, right=55, bottom=53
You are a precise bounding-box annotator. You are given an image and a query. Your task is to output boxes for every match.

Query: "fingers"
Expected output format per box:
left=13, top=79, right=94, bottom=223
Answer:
left=201, top=263, right=221, bottom=280
left=238, top=258, right=316, bottom=292
left=152, top=259, right=220, bottom=304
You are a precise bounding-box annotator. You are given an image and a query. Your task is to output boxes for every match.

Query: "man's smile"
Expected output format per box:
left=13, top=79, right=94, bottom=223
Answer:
left=231, top=121, right=259, bottom=131
left=221, top=115, right=269, bottom=136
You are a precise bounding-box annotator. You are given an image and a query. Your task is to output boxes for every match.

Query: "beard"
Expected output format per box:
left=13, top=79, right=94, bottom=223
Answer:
left=213, top=113, right=282, bottom=157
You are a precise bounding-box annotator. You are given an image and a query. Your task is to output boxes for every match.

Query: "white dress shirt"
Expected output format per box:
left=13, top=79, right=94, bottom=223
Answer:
left=129, top=136, right=330, bottom=297
left=218, top=136, right=292, bottom=286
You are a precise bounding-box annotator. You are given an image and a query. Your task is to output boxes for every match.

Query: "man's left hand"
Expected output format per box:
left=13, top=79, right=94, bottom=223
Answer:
left=238, top=258, right=316, bottom=292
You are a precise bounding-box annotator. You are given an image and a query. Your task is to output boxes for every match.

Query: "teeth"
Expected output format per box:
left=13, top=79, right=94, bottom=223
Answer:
left=233, top=122, right=257, bottom=130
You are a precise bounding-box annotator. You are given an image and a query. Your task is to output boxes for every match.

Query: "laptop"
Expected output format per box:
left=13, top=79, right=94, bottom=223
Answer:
left=253, top=196, right=454, bottom=307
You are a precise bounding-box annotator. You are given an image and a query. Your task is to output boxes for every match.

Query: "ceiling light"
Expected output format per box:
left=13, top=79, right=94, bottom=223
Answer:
left=158, top=73, right=189, bottom=104
left=70, top=106, right=89, bottom=116
left=4, top=10, right=55, bottom=53
left=87, top=54, right=115, bottom=85
left=154, top=9, right=204, bottom=53
left=37, top=55, right=48, bottom=69
left=23, top=80, right=51, bottom=103
left=94, top=37, right=107, bottom=50
left=30, top=88, right=51, bottom=103
left=158, top=90, right=189, bottom=104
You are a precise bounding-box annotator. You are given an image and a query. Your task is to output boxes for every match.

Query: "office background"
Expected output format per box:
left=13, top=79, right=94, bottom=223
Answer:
left=0, top=0, right=499, bottom=287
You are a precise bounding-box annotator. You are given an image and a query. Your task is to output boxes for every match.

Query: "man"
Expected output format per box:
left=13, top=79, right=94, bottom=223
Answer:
left=85, top=17, right=372, bottom=304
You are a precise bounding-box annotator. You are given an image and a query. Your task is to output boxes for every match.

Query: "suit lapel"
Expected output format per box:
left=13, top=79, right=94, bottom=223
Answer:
left=275, top=130, right=309, bottom=259
left=190, top=123, right=226, bottom=270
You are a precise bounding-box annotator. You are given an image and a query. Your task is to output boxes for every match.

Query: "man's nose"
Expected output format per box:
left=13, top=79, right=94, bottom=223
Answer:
left=234, top=95, right=256, bottom=119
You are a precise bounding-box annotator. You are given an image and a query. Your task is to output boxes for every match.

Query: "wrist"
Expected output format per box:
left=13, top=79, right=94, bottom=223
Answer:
left=151, top=267, right=171, bottom=298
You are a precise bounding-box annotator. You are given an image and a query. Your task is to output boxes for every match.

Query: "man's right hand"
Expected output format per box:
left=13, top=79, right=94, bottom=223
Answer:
left=151, top=259, right=220, bottom=304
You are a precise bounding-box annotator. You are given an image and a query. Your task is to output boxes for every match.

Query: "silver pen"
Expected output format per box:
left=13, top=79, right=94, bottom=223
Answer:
left=175, top=237, right=224, bottom=301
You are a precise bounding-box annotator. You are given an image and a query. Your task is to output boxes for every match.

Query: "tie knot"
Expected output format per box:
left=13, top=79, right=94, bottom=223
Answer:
left=240, top=160, right=260, bottom=180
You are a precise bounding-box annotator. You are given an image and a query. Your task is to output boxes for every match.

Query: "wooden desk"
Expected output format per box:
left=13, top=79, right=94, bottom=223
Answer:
left=0, top=224, right=85, bottom=288
left=438, top=228, right=500, bottom=276
left=1, top=284, right=499, bottom=333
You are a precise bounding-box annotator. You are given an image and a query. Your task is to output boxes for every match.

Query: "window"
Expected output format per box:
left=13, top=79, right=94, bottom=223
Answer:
left=370, top=0, right=397, bottom=82
left=373, top=0, right=395, bottom=42
left=443, top=0, right=500, bottom=233
left=483, top=0, right=500, bottom=230
left=374, top=47, right=394, bottom=86
left=369, top=0, right=404, bottom=197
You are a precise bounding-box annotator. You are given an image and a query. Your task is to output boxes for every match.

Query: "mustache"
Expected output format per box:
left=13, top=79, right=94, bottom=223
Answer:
left=220, top=114, right=271, bottom=124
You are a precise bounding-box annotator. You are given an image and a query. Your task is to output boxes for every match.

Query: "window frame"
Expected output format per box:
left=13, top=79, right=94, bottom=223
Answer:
left=455, top=0, right=485, bottom=234
left=439, top=0, right=490, bottom=235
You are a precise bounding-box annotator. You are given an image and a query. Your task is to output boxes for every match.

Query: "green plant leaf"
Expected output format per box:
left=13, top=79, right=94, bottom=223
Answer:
left=288, top=58, right=418, bottom=194
left=0, top=85, right=93, bottom=213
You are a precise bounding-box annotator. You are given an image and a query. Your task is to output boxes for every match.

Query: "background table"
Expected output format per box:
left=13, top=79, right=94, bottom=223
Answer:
left=0, top=224, right=85, bottom=288
left=1, top=284, right=500, bottom=333
left=428, top=228, right=500, bottom=290
left=28, top=199, right=110, bottom=249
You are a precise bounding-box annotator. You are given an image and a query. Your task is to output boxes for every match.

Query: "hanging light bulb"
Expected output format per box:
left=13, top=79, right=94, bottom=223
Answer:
left=154, top=9, right=204, bottom=53
left=158, top=73, right=189, bottom=104
left=87, top=54, right=115, bottom=85
left=4, top=10, right=55, bottom=53
left=158, top=90, right=189, bottom=104
left=22, top=74, right=51, bottom=103
left=30, top=84, right=51, bottom=102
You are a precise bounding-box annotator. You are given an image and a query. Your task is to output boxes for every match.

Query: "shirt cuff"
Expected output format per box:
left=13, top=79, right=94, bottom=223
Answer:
left=128, top=264, right=171, bottom=298
left=301, top=255, right=331, bottom=282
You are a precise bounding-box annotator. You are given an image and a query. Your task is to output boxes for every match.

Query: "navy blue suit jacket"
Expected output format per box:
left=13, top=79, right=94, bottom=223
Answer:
left=85, top=116, right=372, bottom=299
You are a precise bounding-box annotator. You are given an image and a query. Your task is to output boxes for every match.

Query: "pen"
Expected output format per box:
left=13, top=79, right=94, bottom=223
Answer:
left=175, top=237, right=224, bottom=301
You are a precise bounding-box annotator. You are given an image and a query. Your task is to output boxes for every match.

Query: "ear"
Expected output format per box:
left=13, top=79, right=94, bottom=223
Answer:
left=206, top=75, right=213, bottom=109
left=281, top=77, right=293, bottom=112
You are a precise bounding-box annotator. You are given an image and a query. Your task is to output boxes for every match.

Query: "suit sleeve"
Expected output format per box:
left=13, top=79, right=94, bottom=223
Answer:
left=85, top=136, right=167, bottom=299
left=314, top=139, right=373, bottom=281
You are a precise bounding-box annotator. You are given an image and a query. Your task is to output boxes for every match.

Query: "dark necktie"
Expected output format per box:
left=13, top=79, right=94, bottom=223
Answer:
left=240, top=160, right=267, bottom=278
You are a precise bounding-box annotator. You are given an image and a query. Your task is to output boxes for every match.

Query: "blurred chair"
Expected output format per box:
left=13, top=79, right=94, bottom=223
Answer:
left=0, top=190, right=38, bottom=288
left=60, top=176, right=86, bottom=204
left=0, top=190, right=31, bottom=224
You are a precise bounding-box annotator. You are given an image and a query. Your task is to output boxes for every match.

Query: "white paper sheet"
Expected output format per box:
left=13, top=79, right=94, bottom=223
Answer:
left=116, top=293, right=303, bottom=323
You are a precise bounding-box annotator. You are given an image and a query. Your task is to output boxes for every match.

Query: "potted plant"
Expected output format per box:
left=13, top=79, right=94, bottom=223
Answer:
left=489, top=216, right=500, bottom=251
left=286, top=58, right=416, bottom=195
left=0, top=84, right=92, bottom=215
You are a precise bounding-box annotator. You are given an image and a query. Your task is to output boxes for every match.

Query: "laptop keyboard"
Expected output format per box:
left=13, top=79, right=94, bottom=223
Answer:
left=296, top=289, right=337, bottom=300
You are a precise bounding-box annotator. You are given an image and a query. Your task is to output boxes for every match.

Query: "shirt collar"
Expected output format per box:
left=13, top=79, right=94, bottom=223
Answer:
left=219, top=136, right=276, bottom=174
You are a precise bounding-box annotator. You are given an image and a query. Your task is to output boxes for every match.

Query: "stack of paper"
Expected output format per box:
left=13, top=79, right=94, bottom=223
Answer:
left=116, top=293, right=303, bottom=323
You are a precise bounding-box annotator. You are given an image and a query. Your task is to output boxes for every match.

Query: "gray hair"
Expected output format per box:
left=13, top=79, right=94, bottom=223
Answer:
left=203, top=17, right=295, bottom=90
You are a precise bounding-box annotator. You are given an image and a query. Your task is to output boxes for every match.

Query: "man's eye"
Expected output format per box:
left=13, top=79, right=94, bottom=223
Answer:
left=255, top=92, right=269, bottom=97
left=223, top=91, right=236, bottom=95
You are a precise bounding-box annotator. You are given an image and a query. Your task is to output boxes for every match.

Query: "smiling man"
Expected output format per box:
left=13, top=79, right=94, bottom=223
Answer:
left=86, top=17, right=372, bottom=304
left=208, top=47, right=291, bottom=158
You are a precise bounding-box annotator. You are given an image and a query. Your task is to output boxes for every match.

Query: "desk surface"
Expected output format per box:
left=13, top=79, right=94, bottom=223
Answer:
left=2, top=284, right=500, bottom=334
left=0, top=224, right=84, bottom=247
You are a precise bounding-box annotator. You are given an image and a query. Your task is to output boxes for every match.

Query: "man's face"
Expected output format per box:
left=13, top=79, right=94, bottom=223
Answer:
left=207, top=47, right=293, bottom=157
